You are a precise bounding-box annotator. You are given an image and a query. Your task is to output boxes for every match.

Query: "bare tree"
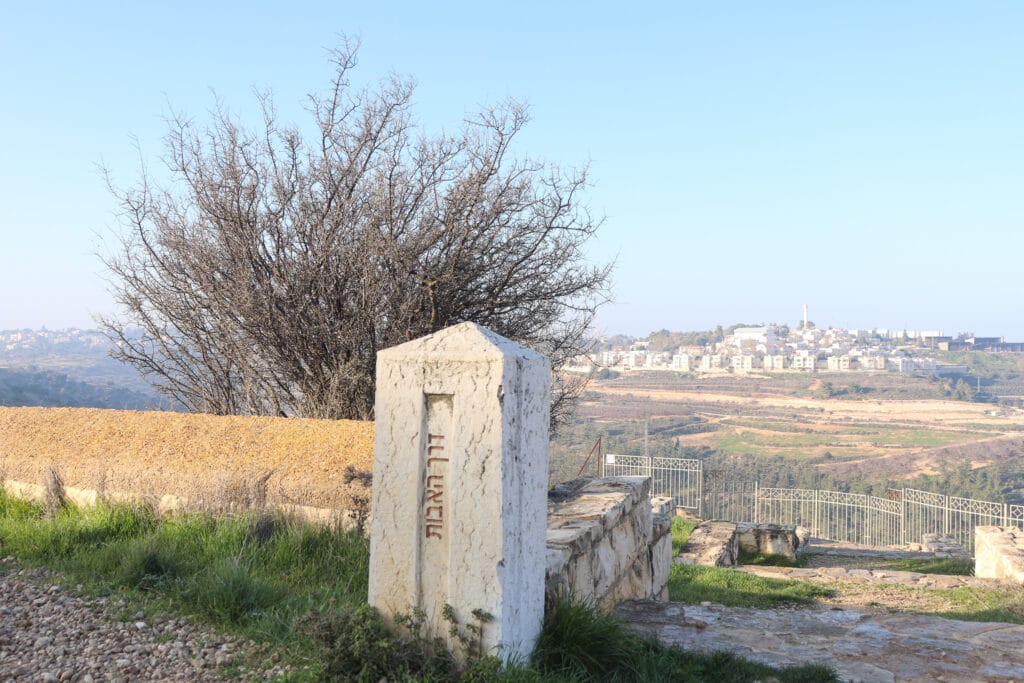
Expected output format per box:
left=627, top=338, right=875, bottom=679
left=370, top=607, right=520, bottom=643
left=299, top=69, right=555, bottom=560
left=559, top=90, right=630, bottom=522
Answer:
left=101, top=41, right=610, bottom=426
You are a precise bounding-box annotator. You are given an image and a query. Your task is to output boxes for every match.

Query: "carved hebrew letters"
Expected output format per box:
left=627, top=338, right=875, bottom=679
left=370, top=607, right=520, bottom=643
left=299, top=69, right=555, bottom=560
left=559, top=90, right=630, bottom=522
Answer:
left=418, top=394, right=452, bottom=618
left=425, top=433, right=448, bottom=538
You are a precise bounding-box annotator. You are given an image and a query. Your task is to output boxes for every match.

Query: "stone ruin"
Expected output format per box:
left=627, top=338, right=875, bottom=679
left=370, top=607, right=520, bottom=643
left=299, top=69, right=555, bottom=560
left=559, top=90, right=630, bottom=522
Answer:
left=677, top=521, right=806, bottom=567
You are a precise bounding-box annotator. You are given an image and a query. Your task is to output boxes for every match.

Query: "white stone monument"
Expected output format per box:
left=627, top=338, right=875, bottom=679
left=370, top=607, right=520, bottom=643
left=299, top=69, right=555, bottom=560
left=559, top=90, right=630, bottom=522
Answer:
left=368, top=322, right=550, bottom=663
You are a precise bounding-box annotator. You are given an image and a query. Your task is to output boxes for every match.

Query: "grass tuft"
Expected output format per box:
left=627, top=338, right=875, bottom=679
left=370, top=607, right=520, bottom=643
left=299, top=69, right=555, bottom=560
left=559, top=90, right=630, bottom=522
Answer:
left=670, top=517, right=696, bottom=556
left=184, top=558, right=286, bottom=625
left=531, top=594, right=839, bottom=682
left=885, top=557, right=974, bottom=576
left=738, top=548, right=806, bottom=567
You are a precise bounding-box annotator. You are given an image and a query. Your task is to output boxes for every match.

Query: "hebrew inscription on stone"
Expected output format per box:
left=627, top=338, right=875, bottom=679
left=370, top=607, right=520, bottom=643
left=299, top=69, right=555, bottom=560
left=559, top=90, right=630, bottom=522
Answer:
left=419, top=393, right=453, bottom=614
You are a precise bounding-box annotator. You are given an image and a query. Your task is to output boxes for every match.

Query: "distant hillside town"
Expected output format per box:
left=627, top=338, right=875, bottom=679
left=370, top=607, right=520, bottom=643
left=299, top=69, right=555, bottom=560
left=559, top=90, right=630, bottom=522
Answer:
left=572, top=322, right=1024, bottom=376
left=2, top=323, right=1021, bottom=383
left=0, top=328, right=109, bottom=356
left=0, top=327, right=161, bottom=410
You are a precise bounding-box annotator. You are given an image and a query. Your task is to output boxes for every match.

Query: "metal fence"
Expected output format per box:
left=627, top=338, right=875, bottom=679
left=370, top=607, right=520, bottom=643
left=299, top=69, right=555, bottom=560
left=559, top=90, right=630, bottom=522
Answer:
left=602, top=454, right=703, bottom=511
left=603, top=453, right=1024, bottom=556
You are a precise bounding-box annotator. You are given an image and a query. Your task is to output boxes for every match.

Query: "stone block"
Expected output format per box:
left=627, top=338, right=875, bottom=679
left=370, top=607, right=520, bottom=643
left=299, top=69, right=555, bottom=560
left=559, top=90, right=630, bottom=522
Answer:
left=369, top=323, right=549, bottom=663
left=651, top=532, right=673, bottom=597
left=735, top=522, right=799, bottom=561
left=679, top=521, right=738, bottom=567
left=651, top=496, right=674, bottom=538
left=922, top=533, right=968, bottom=559
left=975, top=526, right=1024, bottom=584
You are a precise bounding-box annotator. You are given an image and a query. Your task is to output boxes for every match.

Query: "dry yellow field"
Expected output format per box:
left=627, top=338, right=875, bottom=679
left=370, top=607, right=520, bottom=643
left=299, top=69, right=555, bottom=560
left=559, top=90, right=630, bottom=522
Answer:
left=592, top=385, right=1024, bottom=427
left=582, top=383, right=1024, bottom=481
left=0, top=407, right=373, bottom=510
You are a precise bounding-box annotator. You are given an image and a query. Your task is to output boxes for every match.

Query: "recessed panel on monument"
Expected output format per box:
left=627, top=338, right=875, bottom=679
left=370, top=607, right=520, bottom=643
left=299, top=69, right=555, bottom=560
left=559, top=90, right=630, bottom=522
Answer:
left=368, top=323, right=550, bottom=663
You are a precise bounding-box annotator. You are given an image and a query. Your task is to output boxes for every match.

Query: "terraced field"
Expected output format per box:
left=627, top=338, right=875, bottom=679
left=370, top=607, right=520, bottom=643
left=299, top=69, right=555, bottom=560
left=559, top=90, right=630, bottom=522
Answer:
left=553, top=372, right=1024, bottom=487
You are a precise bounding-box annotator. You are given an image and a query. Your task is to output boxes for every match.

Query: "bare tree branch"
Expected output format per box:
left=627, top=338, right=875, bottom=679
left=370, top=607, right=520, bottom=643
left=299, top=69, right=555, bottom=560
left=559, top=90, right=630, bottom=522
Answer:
left=101, top=40, right=611, bottom=429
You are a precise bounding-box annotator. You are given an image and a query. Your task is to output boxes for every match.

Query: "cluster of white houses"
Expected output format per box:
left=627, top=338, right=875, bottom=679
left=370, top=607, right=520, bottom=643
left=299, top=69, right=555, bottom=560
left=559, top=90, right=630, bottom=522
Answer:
left=577, top=326, right=981, bottom=375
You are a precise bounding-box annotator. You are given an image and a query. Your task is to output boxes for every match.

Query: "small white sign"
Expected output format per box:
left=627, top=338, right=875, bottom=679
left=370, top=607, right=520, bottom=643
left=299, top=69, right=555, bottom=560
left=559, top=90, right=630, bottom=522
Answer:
left=606, top=453, right=616, bottom=464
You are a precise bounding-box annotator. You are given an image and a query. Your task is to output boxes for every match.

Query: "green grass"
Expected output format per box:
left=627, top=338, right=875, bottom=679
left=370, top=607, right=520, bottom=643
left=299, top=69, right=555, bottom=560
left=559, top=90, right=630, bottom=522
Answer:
left=529, top=595, right=838, bottom=682
left=668, top=563, right=834, bottom=609
left=941, top=584, right=1024, bottom=624
left=0, top=488, right=838, bottom=681
left=737, top=548, right=806, bottom=567
left=884, top=557, right=975, bottom=576
left=0, top=491, right=369, bottom=674
left=709, top=421, right=978, bottom=461
left=670, top=517, right=696, bottom=556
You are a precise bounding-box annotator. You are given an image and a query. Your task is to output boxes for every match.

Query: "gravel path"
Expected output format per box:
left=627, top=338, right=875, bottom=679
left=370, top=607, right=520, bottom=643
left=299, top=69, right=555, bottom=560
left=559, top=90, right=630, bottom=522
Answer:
left=0, top=558, right=289, bottom=682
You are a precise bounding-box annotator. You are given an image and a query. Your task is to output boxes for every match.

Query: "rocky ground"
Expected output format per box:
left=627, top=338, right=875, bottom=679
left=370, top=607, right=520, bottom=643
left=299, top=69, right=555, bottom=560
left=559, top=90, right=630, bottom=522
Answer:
left=624, top=542, right=1024, bottom=682
left=0, top=558, right=291, bottom=682
left=619, top=600, right=1024, bottom=683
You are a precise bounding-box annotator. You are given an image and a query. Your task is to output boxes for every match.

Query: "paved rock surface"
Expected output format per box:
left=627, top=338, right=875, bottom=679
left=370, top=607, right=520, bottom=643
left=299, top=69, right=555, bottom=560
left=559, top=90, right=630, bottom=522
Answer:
left=0, top=560, right=286, bottom=682
left=619, top=600, right=1024, bottom=683
left=737, top=563, right=989, bottom=589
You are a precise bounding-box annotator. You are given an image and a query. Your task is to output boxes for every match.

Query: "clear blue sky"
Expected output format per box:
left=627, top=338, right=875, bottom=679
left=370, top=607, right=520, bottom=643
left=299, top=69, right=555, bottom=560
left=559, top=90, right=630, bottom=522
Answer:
left=2, top=2, right=1022, bottom=338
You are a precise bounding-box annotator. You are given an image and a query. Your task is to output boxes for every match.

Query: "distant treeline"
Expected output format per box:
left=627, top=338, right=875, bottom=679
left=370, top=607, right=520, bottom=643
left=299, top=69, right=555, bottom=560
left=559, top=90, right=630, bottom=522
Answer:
left=699, top=450, right=1011, bottom=504
left=0, top=367, right=161, bottom=411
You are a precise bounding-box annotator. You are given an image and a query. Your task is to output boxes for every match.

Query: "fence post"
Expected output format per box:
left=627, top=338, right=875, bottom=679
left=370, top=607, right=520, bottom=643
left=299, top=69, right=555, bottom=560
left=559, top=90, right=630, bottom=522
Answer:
left=754, top=481, right=759, bottom=524
left=865, top=495, right=871, bottom=547
left=901, top=489, right=907, bottom=546
left=698, top=467, right=705, bottom=520
left=944, top=494, right=950, bottom=536
left=813, top=490, right=820, bottom=539
left=697, top=459, right=703, bottom=519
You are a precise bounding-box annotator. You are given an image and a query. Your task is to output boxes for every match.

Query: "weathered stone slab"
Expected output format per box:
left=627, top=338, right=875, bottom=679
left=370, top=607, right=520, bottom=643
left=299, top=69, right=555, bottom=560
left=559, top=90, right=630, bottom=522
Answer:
left=975, top=526, right=1024, bottom=584
left=736, top=522, right=800, bottom=561
left=368, top=323, right=549, bottom=663
left=922, top=533, right=968, bottom=559
left=677, top=521, right=738, bottom=567
left=619, top=600, right=1024, bottom=683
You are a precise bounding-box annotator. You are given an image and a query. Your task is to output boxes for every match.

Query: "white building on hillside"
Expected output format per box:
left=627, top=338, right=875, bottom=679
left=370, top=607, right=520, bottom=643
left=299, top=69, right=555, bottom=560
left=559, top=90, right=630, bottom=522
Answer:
left=729, top=327, right=776, bottom=351
left=671, top=353, right=691, bottom=371
left=791, top=351, right=817, bottom=372
left=826, top=355, right=852, bottom=371
left=858, top=356, right=886, bottom=371
left=700, top=354, right=725, bottom=371
left=731, top=354, right=758, bottom=372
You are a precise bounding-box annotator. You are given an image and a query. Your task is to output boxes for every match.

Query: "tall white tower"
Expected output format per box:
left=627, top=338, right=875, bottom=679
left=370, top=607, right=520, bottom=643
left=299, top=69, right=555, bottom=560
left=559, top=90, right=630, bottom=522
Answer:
left=803, top=303, right=809, bottom=330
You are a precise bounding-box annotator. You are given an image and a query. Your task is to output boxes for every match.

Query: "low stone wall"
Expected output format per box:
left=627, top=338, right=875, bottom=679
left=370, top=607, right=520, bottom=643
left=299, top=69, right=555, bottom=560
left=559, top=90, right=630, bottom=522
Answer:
left=545, top=477, right=672, bottom=610
left=975, top=526, right=1024, bottom=583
